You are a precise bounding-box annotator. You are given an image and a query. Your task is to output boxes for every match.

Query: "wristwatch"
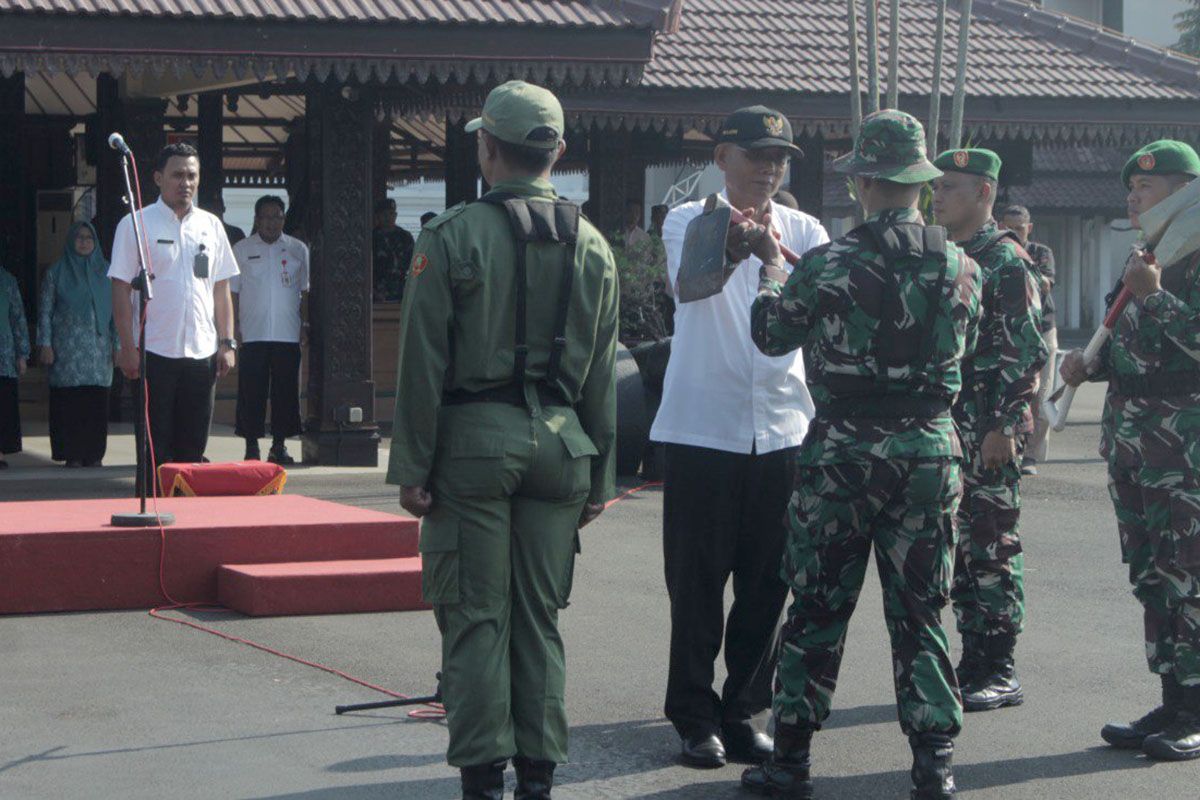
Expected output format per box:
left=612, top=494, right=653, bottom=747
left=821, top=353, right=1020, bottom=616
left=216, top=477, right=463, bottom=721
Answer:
left=1140, top=290, right=1169, bottom=315
left=219, top=338, right=238, bottom=351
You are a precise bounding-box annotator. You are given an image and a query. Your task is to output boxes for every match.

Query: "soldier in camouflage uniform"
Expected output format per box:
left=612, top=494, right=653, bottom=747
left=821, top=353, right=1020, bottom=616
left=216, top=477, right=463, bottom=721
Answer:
left=931, top=149, right=1047, bottom=714
left=372, top=197, right=415, bottom=304
left=1062, top=140, right=1200, bottom=761
left=739, top=110, right=982, bottom=800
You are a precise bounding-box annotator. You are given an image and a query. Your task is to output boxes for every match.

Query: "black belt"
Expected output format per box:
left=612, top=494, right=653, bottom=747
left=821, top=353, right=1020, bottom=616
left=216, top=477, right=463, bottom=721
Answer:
left=1112, top=371, right=1200, bottom=398
left=816, top=394, right=952, bottom=420
left=443, top=383, right=573, bottom=408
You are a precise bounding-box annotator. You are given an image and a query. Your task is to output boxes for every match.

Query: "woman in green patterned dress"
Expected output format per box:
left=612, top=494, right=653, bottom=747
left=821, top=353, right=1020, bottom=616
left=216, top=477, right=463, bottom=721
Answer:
left=37, top=222, right=117, bottom=467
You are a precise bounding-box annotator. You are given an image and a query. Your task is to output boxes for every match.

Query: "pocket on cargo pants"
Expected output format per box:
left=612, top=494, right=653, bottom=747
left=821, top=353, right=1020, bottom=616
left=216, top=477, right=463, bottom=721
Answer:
left=419, top=513, right=461, bottom=605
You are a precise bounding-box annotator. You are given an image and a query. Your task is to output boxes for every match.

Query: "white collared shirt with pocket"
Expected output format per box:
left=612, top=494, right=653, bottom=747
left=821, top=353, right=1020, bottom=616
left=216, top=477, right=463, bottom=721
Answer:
left=230, top=233, right=310, bottom=343
left=108, top=198, right=239, bottom=359
left=649, top=191, right=829, bottom=454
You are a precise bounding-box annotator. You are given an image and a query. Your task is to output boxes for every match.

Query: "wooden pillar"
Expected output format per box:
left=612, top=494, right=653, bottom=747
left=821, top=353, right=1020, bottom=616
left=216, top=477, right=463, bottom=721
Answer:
left=0, top=72, right=26, bottom=292
left=373, top=116, right=391, bottom=206
left=283, top=119, right=308, bottom=238
left=587, top=125, right=642, bottom=238
left=94, top=74, right=123, bottom=258
left=301, top=83, right=380, bottom=466
left=122, top=97, right=167, bottom=205
left=444, top=116, right=480, bottom=208
left=196, top=93, right=224, bottom=210
left=789, top=134, right=825, bottom=218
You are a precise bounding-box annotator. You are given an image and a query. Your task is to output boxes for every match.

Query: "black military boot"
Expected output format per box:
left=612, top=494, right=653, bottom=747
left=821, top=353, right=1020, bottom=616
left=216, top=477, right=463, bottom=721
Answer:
left=954, top=633, right=985, bottom=689
left=460, top=759, right=506, bottom=800
left=1142, top=683, right=1200, bottom=761
left=1101, top=674, right=1182, bottom=748
left=909, top=732, right=956, bottom=800
left=961, top=634, right=1023, bottom=712
left=740, top=722, right=815, bottom=798
left=513, top=755, right=555, bottom=799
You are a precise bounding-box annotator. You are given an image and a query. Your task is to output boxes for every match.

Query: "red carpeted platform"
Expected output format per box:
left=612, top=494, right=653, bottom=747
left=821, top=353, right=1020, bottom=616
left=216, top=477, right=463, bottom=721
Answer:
left=0, top=495, right=418, bottom=614
left=218, top=557, right=428, bottom=616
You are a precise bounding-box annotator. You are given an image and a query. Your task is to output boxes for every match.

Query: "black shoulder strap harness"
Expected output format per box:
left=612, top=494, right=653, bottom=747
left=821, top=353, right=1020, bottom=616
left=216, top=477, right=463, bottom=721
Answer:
left=476, top=190, right=581, bottom=389
left=860, top=220, right=950, bottom=392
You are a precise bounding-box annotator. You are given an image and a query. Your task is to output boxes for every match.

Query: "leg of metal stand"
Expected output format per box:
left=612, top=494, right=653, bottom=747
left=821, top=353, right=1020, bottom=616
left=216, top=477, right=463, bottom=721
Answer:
left=335, top=674, right=442, bottom=715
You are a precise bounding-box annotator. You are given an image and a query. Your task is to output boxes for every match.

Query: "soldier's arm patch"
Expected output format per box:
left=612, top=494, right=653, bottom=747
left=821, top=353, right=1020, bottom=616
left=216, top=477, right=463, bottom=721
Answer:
left=410, top=253, right=429, bottom=278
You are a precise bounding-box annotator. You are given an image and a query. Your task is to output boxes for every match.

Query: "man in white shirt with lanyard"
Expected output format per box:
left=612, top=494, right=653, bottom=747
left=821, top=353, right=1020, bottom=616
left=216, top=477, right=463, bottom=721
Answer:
left=231, top=195, right=309, bottom=464
left=652, top=106, right=828, bottom=769
left=109, top=142, right=239, bottom=478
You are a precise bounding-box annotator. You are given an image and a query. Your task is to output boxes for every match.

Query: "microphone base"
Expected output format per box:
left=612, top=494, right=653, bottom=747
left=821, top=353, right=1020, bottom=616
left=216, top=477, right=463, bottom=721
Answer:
left=111, top=511, right=176, bottom=528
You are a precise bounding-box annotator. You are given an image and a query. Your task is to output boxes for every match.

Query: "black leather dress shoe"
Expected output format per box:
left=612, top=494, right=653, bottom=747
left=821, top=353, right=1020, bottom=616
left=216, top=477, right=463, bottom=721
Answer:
left=679, top=732, right=726, bottom=768
left=722, top=722, right=773, bottom=764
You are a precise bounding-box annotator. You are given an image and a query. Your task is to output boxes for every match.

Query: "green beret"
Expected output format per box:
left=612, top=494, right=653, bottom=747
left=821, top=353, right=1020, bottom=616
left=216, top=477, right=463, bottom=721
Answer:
left=932, top=148, right=1002, bottom=182
left=1122, top=140, right=1200, bottom=188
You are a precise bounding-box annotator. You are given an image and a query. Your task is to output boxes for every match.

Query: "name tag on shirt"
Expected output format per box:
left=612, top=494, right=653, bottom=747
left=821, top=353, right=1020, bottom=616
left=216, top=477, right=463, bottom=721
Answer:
left=247, top=255, right=261, bottom=260
left=156, top=239, right=174, bottom=245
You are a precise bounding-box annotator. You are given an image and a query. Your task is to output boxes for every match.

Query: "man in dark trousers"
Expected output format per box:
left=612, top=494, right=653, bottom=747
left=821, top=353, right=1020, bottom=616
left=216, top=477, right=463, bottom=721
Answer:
left=653, top=106, right=829, bottom=768
left=109, top=143, right=239, bottom=474
left=231, top=195, right=309, bottom=464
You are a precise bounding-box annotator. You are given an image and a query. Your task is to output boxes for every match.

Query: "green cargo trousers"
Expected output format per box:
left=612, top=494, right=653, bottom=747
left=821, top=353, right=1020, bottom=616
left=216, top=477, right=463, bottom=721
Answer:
left=419, top=400, right=597, bottom=767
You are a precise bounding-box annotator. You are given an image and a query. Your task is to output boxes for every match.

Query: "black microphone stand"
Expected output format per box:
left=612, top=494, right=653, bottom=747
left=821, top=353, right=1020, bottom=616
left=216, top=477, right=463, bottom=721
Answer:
left=335, top=672, right=442, bottom=715
left=111, top=147, right=174, bottom=528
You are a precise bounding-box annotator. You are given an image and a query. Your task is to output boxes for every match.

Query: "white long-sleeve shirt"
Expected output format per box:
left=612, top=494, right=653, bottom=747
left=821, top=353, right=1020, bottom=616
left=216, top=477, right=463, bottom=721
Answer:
left=649, top=191, right=828, bottom=454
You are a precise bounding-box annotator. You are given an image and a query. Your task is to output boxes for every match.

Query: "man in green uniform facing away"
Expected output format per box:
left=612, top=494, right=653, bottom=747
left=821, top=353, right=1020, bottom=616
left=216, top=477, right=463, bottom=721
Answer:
left=739, top=110, right=982, bottom=800
left=931, top=149, right=1046, bottom=713
left=1061, top=140, right=1200, bottom=761
left=386, top=81, right=618, bottom=799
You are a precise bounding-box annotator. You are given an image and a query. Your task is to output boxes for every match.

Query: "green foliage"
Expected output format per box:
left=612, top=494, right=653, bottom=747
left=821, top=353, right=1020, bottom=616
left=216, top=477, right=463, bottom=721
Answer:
left=611, top=234, right=671, bottom=346
left=1176, top=0, right=1200, bottom=57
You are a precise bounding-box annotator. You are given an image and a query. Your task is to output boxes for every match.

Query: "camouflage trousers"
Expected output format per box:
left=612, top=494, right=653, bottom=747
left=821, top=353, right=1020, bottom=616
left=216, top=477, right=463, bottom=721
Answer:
left=951, top=458, right=1025, bottom=637
left=1109, top=464, right=1200, bottom=685
left=774, top=458, right=964, bottom=736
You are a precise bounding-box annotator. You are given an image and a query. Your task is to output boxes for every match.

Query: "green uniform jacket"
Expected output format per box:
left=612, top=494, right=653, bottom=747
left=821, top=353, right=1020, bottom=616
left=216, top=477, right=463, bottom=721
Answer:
left=751, top=207, right=983, bottom=465
left=954, top=221, right=1047, bottom=445
left=386, top=176, right=619, bottom=504
left=1100, top=248, right=1200, bottom=470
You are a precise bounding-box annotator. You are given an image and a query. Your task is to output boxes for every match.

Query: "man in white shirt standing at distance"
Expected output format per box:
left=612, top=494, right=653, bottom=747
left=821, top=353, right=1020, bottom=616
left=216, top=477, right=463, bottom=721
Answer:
left=109, top=142, right=239, bottom=480
left=652, top=106, right=829, bottom=769
left=231, top=195, right=310, bottom=464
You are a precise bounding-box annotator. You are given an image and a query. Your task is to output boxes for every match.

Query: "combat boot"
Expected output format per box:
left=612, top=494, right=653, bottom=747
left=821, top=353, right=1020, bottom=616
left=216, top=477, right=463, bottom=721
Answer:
left=460, top=759, right=506, bottom=800
left=740, top=722, right=815, bottom=798
left=961, top=634, right=1023, bottom=712
left=513, top=755, right=555, bottom=799
left=909, top=732, right=956, bottom=800
left=1101, top=674, right=1181, bottom=748
left=954, top=633, right=985, bottom=689
left=1142, top=684, right=1200, bottom=761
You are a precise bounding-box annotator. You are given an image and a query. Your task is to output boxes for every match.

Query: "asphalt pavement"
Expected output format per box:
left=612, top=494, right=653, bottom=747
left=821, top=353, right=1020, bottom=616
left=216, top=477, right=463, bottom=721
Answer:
left=2, top=382, right=1198, bottom=798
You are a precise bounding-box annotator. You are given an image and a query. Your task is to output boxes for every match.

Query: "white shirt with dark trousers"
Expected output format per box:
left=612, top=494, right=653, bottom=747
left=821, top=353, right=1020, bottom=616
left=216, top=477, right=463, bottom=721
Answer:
left=231, top=233, right=309, bottom=444
left=653, top=191, right=829, bottom=742
left=108, top=198, right=238, bottom=467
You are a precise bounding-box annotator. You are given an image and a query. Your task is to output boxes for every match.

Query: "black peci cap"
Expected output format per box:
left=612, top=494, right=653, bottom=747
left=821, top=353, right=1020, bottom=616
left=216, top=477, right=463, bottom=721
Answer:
left=716, top=106, right=803, bottom=156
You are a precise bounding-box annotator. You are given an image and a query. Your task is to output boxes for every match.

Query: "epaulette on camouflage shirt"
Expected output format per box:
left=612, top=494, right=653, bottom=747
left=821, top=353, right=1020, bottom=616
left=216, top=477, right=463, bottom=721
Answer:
left=751, top=207, right=982, bottom=466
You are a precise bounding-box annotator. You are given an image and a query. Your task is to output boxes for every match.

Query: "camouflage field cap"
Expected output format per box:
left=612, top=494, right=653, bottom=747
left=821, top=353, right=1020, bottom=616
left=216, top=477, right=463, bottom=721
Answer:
left=465, top=80, right=564, bottom=151
left=1121, top=140, right=1200, bottom=188
left=932, top=148, right=1002, bottom=181
left=832, top=110, right=942, bottom=184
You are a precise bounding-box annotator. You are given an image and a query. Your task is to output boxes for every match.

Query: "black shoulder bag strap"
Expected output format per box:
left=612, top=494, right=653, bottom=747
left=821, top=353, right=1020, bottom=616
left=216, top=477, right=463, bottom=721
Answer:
left=918, top=226, right=950, bottom=372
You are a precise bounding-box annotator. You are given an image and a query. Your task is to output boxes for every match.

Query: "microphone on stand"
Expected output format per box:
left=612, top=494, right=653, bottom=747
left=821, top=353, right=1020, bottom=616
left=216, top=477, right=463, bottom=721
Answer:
left=107, top=132, right=132, bottom=155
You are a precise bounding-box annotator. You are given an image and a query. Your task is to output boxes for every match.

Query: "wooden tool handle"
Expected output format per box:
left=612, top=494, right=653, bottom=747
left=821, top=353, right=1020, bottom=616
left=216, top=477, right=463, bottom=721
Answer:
left=727, top=207, right=803, bottom=266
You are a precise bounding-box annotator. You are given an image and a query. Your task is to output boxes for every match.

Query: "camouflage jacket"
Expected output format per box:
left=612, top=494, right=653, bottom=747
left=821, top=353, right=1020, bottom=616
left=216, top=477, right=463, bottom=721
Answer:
left=373, top=226, right=415, bottom=304
left=1100, top=248, right=1200, bottom=469
left=952, top=221, right=1047, bottom=445
left=1025, top=239, right=1056, bottom=331
left=752, top=207, right=982, bottom=465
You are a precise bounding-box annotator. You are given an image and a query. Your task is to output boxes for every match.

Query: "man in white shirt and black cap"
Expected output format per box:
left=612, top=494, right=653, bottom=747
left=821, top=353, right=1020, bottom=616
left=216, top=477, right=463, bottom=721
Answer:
left=652, top=106, right=829, bottom=768
left=231, top=195, right=310, bottom=464
left=109, top=142, right=239, bottom=477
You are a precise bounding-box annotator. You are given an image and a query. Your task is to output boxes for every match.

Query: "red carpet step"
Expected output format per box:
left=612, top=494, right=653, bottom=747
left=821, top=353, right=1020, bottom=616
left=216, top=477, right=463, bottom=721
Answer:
left=0, top=496, right=418, bottom=614
left=218, top=557, right=428, bottom=616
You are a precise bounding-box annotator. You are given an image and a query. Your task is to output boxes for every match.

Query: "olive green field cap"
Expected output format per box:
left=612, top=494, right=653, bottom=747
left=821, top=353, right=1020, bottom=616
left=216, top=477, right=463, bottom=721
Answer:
left=832, top=109, right=942, bottom=184
left=1122, top=140, right=1200, bottom=188
left=465, top=80, right=565, bottom=150
left=933, top=148, right=1002, bottom=181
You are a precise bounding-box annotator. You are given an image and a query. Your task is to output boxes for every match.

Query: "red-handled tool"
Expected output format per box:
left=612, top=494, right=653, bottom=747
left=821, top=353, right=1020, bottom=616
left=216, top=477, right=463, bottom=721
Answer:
left=1043, top=251, right=1149, bottom=431
left=728, top=207, right=804, bottom=266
